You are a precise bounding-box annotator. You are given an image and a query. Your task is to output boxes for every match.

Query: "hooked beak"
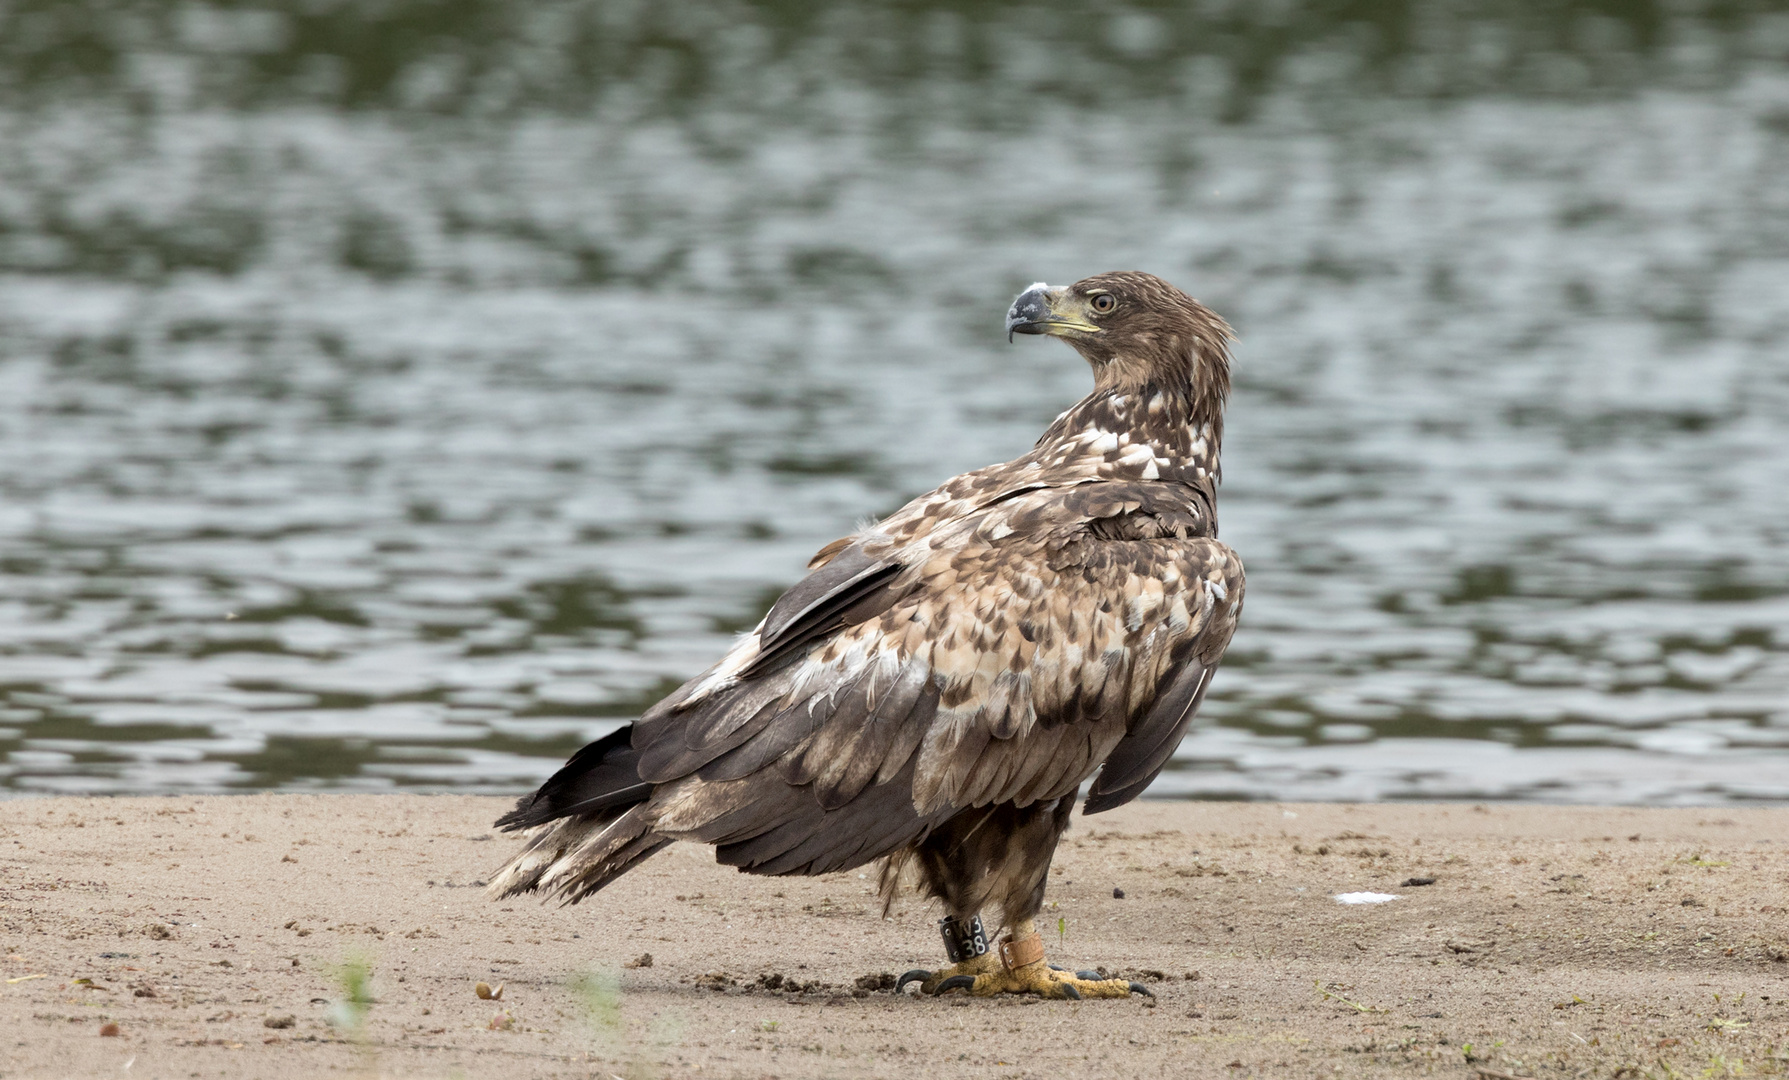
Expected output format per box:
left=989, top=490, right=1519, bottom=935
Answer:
left=1005, top=282, right=1101, bottom=343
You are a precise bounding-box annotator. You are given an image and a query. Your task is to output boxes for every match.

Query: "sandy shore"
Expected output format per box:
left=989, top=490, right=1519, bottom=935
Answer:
left=3, top=796, right=1787, bottom=1079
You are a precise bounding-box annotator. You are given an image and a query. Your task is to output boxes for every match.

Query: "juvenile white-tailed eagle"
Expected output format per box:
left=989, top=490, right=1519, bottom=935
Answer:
left=491, top=272, right=1245, bottom=1000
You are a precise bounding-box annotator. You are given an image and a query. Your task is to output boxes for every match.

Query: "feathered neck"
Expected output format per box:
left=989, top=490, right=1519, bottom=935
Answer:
left=1032, top=381, right=1224, bottom=486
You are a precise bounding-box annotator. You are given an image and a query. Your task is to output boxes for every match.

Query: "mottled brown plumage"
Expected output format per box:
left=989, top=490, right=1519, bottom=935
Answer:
left=490, top=272, right=1245, bottom=998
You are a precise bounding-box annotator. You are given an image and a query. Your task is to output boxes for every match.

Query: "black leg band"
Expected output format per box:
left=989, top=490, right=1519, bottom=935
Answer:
left=938, top=914, right=989, bottom=964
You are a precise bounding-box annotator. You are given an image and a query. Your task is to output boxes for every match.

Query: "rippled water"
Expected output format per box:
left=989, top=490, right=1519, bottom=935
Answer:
left=2, top=2, right=1788, bottom=802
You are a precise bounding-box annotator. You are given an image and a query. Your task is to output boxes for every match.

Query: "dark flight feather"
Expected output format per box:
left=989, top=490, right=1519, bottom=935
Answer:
left=1082, top=661, right=1214, bottom=814
left=742, top=545, right=904, bottom=677
left=715, top=757, right=945, bottom=876
left=495, top=726, right=648, bottom=831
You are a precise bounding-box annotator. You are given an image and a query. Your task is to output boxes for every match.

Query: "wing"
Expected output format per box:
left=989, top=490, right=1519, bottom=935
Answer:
left=1081, top=660, right=1213, bottom=814
left=743, top=543, right=903, bottom=678
left=622, top=478, right=1244, bottom=875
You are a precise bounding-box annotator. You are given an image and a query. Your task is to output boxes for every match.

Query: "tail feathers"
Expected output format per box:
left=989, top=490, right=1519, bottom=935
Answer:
left=487, top=804, right=669, bottom=905
left=497, top=725, right=647, bottom=833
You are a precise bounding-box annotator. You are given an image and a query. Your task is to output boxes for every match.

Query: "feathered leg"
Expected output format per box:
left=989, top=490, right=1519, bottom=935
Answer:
left=891, top=797, right=1148, bottom=1000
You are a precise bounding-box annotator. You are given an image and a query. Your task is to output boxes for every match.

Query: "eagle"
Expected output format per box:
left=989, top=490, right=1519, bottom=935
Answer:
left=490, top=271, right=1245, bottom=1000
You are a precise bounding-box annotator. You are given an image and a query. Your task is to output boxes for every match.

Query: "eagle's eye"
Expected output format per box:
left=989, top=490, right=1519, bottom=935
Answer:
left=1090, top=293, right=1116, bottom=314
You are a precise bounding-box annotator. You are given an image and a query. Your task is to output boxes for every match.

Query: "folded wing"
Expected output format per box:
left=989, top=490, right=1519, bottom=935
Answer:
left=495, top=479, right=1243, bottom=901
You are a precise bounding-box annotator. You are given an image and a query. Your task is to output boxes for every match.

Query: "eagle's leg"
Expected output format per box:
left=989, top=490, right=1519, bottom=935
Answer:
left=936, top=916, right=1149, bottom=999
left=895, top=799, right=1148, bottom=1000
left=894, top=913, right=1002, bottom=994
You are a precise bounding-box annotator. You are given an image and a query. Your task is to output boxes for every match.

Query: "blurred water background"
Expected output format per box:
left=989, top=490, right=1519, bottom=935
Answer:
left=1, top=1, right=1788, bottom=802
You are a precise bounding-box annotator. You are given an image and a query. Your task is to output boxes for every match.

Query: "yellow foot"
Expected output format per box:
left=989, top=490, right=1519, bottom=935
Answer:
left=895, top=949, right=999, bottom=995
left=897, top=931, right=1150, bottom=1000
left=944, top=959, right=1146, bottom=1000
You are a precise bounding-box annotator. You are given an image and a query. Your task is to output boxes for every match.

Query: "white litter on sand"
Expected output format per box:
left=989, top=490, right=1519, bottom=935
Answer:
left=1334, top=892, right=1402, bottom=905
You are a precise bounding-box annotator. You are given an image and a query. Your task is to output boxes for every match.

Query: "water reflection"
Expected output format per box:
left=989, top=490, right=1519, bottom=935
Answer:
left=1, top=1, right=1787, bottom=801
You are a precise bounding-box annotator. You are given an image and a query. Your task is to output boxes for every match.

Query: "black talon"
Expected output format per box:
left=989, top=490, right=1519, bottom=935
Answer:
left=896, top=969, right=933, bottom=992
left=1060, top=982, right=1082, bottom=1000
left=1076, top=969, right=1101, bottom=980
left=1049, top=964, right=1068, bottom=972
left=933, top=975, right=978, bottom=995
left=1128, top=981, right=1154, bottom=997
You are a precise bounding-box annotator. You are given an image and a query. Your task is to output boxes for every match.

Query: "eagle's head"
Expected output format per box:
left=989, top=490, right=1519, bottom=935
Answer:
left=1005, top=271, right=1233, bottom=422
